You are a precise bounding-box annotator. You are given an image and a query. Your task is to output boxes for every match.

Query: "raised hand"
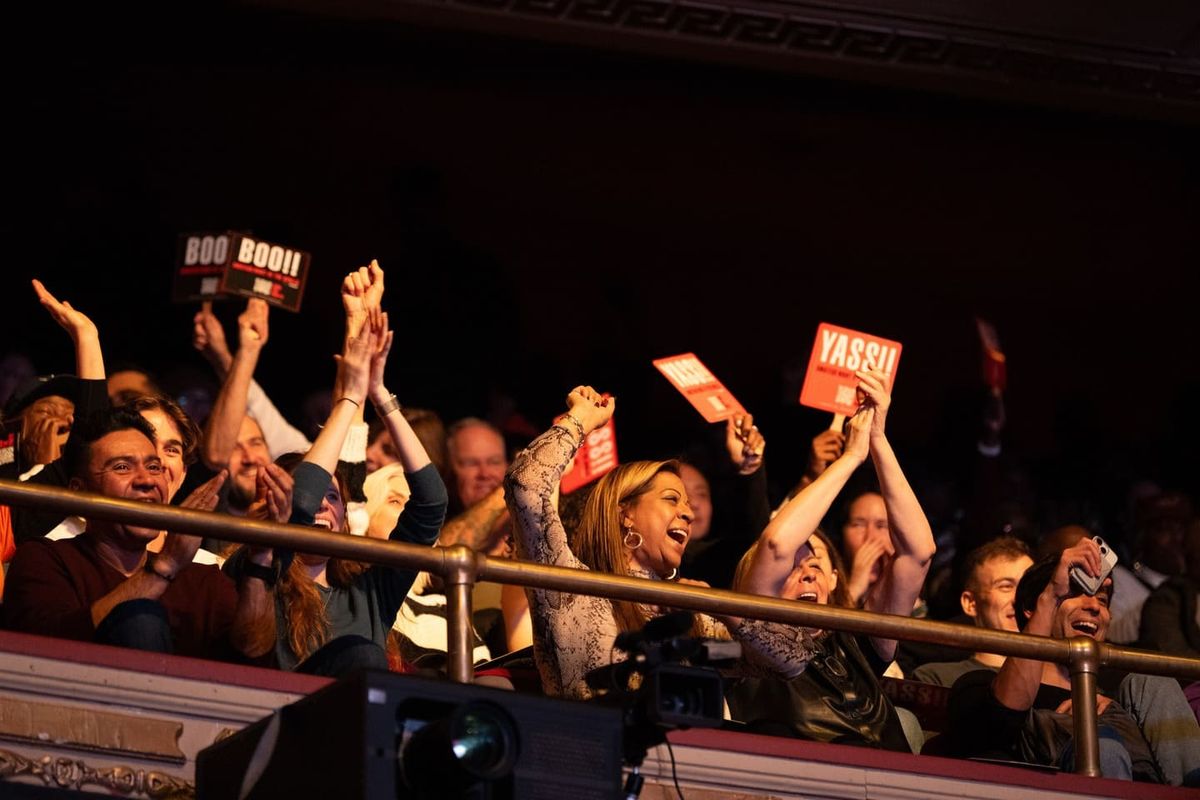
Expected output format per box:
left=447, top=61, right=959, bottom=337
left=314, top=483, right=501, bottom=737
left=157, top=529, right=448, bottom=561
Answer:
left=846, top=535, right=890, bottom=604
left=32, top=279, right=104, bottom=380
left=1052, top=537, right=1103, bottom=600
left=843, top=403, right=874, bottom=464
left=237, top=298, right=269, bottom=350
left=193, top=301, right=232, bottom=369
left=32, top=279, right=98, bottom=341
left=853, top=366, right=892, bottom=441
left=725, top=413, right=765, bottom=475
left=565, top=385, right=615, bottom=436
left=806, top=429, right=845, bottom=479
left=341, top=260, right=385, bottom=338
left=335, top=307, right=380, bottom=406
left=24, top=410, right=72, bottom=465
left=368, top=311, right=395, bottom=401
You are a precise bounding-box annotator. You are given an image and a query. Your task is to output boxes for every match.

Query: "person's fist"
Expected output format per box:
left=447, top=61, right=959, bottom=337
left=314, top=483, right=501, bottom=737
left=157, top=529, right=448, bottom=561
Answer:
left=565, top=385, right=615, bottom=436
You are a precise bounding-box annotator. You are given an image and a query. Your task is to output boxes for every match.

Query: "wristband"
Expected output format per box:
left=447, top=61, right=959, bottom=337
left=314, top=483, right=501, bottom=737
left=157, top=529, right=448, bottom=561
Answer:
left=339, top=396, right=361, bottom=409
left=373, top=393, right=401, bottom=417
left=241, top=560, right=278, bottom=588
left=143, top=555, right=176, bottom=583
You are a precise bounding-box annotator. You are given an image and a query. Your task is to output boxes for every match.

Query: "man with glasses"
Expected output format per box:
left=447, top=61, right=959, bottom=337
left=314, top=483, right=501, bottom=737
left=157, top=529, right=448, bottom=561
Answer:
left=2, top=409, right=271, bottom=662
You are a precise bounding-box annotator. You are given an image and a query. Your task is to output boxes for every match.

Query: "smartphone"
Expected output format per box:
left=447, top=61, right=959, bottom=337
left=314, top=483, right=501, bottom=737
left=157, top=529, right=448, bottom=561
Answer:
left=1069, top=536, right=1118, bottom=596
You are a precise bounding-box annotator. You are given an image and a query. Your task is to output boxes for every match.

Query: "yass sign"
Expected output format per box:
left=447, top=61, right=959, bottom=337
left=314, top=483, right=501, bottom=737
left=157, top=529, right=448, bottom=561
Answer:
left=799, top=323, right=902, bottom=416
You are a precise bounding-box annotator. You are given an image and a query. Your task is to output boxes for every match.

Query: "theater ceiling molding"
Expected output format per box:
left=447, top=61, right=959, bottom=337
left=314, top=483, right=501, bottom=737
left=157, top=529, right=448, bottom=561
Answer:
left=254, top=0, right=1200, bottom=122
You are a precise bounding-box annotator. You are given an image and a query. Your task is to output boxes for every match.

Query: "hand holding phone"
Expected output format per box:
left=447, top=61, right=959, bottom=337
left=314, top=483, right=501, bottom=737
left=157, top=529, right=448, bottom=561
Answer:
left=1069, top=536, right=1118, bottom=596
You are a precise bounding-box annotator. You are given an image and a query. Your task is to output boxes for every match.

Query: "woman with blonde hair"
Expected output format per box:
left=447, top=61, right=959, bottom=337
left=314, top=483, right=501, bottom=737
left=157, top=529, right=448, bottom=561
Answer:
left=505, top=385, right=816, bottom=700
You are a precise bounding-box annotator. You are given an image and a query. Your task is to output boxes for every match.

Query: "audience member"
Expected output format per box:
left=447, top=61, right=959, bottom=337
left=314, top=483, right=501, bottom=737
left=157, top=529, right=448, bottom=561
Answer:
left=911, top=536, right=1033, bottom=686
left=678, top=413, right=768, bottom=589
left=223, top=268, right=447, bottom=676
left=728, top=367, right=935, bottom=751
left=1108, top=492, right=1192, bottom=644
left=2, top=409, right=270, bottom=661
left=505, top=384, right=815, bottom=700
left=947, top=541, right=1200, bottom=784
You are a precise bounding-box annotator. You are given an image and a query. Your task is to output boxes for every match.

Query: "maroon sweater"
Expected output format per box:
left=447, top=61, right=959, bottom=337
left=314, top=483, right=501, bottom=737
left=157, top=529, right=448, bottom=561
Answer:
left=2, top=535, right=239, bottom=660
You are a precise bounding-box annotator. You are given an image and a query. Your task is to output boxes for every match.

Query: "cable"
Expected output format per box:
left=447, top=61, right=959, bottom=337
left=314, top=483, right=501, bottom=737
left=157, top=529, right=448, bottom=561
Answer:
left=664, top=736, right=685, bottom=800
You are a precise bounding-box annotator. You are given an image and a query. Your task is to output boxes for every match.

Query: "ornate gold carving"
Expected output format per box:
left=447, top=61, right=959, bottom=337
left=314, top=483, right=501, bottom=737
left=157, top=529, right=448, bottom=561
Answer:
left=0, top=748, right=193, bottom=798
left=213, top=727, right=239, bottom=744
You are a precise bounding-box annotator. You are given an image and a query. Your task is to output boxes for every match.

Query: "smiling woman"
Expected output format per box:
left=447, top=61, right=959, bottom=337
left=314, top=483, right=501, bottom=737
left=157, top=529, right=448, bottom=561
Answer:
left=505, top=384, right=818, bottom=701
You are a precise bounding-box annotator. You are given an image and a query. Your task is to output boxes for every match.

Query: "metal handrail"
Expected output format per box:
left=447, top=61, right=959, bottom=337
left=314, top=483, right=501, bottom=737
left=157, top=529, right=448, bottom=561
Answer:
left=3, top=477, right=1199, bottom=777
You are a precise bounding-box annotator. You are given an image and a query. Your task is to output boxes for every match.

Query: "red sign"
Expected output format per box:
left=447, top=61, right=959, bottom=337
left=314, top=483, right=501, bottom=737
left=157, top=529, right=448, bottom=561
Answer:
left=560, top=418, right=618, bottom=494
left=653, top=353, right=745, bottom=423
left=799, top=323, right=902, bottom=416
left=0, top=432, right=14, bottom=467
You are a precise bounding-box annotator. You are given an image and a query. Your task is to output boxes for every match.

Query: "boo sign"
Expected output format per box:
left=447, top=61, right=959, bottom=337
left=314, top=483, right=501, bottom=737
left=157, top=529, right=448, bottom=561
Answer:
left=173, top=231, right=312, bottom=312
left=798, top=323, right=902, bottom=416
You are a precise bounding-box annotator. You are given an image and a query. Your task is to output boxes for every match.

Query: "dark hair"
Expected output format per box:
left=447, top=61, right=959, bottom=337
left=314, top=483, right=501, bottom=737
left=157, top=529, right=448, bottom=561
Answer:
left=266, top=450, right=367, bottom=662
left=1013, top=553, right=1114, bottom=632
left=118, top=394, right=202, bottom=466
left=964, top=535, right=1031, bottom=596
left=63, top=408, right=157, bottom=480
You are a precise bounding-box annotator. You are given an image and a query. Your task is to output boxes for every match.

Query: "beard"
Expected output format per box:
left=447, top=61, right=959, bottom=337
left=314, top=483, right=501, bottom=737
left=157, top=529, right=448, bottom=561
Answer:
left=227, top=475, right=257, bottom=510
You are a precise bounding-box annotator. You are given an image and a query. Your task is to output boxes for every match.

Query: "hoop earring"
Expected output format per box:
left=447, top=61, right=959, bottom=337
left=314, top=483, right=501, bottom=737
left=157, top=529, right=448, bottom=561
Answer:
left=664, top=568, right=678, bottom=581
left=623, top=529, right=643, bottom=550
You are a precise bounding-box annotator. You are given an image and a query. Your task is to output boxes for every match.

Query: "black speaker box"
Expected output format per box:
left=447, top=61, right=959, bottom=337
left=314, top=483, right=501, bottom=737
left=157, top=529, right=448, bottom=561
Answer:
left=196, top=670, right=623, bottom=800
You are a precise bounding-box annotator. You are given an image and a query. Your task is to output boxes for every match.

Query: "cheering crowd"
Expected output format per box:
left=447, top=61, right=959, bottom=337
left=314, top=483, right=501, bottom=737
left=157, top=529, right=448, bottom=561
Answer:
left=1, top=265, right=1198, bottom=785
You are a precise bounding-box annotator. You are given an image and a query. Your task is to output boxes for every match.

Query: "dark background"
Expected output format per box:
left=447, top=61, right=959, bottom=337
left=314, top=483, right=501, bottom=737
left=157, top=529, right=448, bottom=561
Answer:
left=5, top=5, right=1199, bottom=511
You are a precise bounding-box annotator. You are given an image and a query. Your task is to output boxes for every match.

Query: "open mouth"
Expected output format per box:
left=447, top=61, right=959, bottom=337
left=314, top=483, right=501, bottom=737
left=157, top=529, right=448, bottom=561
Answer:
left=1071, top=620, right=1098, bottom=636
left=666, top=528, right=689, bottom=546
left=796, top=591, right=819, bottom=602
left=312, top=519, right=334, bottom=530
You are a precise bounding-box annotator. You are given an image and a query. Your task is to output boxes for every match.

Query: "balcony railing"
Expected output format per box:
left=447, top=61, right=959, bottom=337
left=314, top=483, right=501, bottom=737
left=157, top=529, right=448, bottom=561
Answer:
left=3, top=477, right=1199, bottom=778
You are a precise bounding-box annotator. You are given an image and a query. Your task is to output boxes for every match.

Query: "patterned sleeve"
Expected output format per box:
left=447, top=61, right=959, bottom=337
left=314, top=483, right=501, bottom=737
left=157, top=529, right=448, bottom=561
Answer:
left=506, top=424, right=625, bottom=698
left=694, top=613, right=817, bottom=680
left=730, top=618, right=818, bottom=679
left=504, top=425, right=586, bottom=571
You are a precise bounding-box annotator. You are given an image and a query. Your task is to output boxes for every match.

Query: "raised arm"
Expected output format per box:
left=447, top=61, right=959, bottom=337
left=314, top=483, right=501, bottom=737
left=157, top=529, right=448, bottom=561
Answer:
left=740, top=408, right=871, bottom=598
left=855, top=368, right=936, bottom=658
left=504, top=386, right=613, bottom=570
left=992, top=539, right=1103, bottom=710
left=32, top=280, right=104, bottom=380
left=193, top=301, right=312, bottom=456
left=304, top=311, right=376, bottom=477
left=202, top=299, right=268, bottom=469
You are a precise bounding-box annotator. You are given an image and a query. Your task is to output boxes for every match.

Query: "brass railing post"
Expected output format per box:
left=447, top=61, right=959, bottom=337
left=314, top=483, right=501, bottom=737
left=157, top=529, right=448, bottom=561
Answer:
left=1068, top=636, right=1101, bottom=776
left=442, top=544, right=479, bottom=685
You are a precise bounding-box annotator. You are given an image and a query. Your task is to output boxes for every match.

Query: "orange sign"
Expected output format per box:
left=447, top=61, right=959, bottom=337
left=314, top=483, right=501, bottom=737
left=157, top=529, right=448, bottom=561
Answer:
left=653, top=353, right=745, bottom=423
left=799, top=323, right=902, bottom=415
left=560, top=418, right=618, bottom=494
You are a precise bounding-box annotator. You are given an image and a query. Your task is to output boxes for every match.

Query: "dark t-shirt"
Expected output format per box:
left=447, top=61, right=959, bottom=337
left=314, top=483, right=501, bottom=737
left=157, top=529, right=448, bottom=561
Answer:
left=726, top=629, right=911, bottom=752
left=223, top=461, right=447, bottom=671
left=2, top=534, right=240, bottom=660
left=948, top=668, right=1163, bottom=782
